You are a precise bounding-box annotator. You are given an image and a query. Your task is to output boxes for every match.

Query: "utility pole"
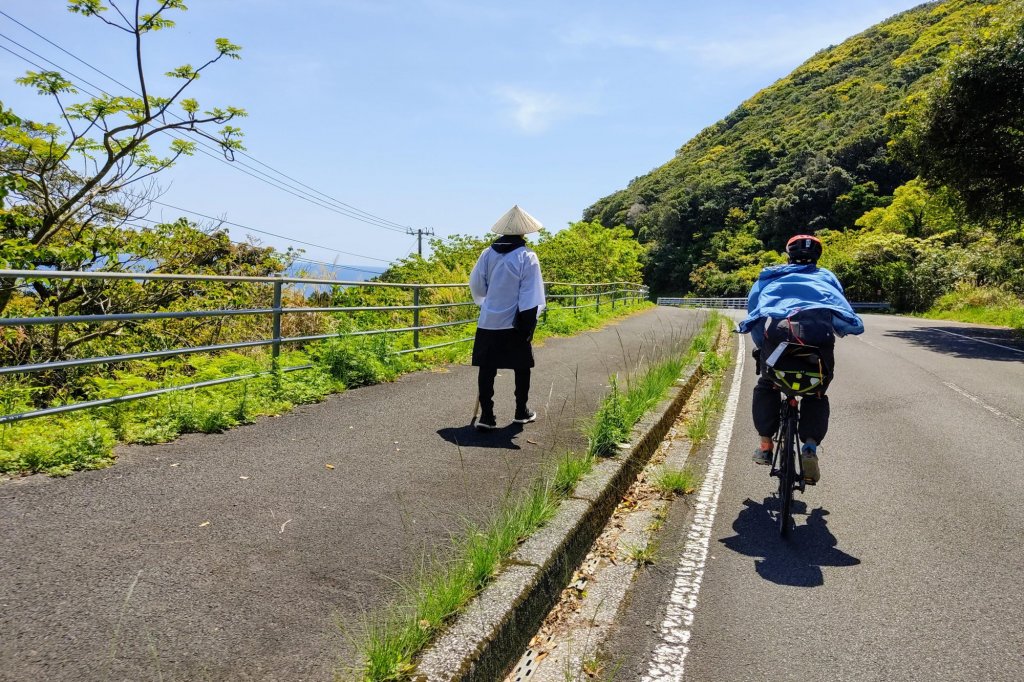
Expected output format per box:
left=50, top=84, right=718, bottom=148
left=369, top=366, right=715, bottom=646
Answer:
left=408, top=227, right=435, bottom=257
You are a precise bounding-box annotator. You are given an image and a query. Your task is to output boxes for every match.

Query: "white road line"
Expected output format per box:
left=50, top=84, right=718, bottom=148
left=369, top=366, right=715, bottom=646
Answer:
left=931, top=327, right=1024, bottom=355
left=943, top=382, right=1023, bottom=429
left=641, top=335, right=745, bottom=682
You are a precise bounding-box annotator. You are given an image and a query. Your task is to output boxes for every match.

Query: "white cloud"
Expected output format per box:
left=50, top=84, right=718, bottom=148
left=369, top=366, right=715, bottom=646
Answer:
left=559, top=15, right=898, bottom=71
left=493, top=86, right=586, bottom=134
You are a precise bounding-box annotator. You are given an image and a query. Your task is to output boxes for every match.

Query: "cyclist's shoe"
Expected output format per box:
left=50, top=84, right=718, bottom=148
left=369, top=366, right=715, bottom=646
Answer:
left=476, top=413, right=498, bottom=430
left=513, top=408, right=537, bottom=424
left=800, top=443, right=820, bottom=484
left=752, top=446, right=772, bottom=465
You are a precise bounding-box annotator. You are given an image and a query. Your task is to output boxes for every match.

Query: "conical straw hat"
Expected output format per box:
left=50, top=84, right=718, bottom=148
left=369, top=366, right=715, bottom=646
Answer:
left=491, top=204, right=543, bottom=235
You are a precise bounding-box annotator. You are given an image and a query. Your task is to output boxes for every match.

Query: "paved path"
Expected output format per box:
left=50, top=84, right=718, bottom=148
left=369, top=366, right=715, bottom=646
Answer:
left=600, top=314, right=1024, bottom=681
left=0, top=306, right=708, bottom=682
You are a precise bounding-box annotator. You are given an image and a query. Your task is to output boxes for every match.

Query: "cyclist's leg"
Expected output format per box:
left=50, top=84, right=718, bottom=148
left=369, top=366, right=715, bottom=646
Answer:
left=798, top=395, right=830, bottom=444
left=797, top=340, right=834, bottom=483
left=752, top=376, right=780, bottom=463
left=799, top=338, right=835, bottom=444
left=798, top=396, right=828, bottom=487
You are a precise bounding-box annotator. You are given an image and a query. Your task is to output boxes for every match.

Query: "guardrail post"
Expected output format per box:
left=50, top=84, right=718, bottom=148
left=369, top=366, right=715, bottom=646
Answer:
left=611, top=284, right=616, bottom=310
left=412, top=286, right=421, bottom=350
left=573, top=288, right=578, bottom=316
left=271, top=278, right=283, bottom=365
left=596, top=286, right=601, bottom=313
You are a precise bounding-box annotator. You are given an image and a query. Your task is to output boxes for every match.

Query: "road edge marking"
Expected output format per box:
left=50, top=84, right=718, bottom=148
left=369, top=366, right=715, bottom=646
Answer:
left=641, top=334, right=745, bottom=682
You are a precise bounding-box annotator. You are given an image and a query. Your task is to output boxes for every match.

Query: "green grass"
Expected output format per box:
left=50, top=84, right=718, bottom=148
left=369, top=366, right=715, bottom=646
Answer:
left=586, top=315, right=722, bottom=458
left=0, top=349, right=349, bottom=477
left=350, top=314, right=726, bottom=681
left=621, top=540, right=658, bottom=566
left=684, top=349, right=730, bottom=445
left=356, top=482, right=561, bottom=681
left=919, top=284, right=1024, bottom=331
left=654, top=467, right=701, bottom=496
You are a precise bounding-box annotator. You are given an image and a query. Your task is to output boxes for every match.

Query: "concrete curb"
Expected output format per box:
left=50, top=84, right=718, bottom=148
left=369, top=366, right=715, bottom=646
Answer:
left=412, top=325, right=729, bottom=682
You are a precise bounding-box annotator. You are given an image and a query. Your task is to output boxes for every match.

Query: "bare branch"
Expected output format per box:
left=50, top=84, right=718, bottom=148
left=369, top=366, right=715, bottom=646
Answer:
left=132, top=0, right=150, bottom=119
left=108, top=1, right=134, bottom=29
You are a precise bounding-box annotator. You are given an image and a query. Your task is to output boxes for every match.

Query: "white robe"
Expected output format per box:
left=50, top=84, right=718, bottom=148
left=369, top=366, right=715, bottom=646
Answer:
left=469, top=246, right=546, bottom=330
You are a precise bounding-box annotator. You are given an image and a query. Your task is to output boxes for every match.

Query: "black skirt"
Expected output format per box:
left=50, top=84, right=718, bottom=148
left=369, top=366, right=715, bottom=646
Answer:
left=471, top=328, right=534, bottom=369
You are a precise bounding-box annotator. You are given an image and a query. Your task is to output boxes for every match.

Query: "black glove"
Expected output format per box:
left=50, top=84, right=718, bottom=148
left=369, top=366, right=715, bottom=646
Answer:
left=752, top=347, right=762, bottom=376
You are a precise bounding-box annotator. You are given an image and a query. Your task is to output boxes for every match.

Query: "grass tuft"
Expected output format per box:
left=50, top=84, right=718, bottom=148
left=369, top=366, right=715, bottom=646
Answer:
left=622, top=540, right=658, bottom=566
left=654, top=467, right=701, bottom=496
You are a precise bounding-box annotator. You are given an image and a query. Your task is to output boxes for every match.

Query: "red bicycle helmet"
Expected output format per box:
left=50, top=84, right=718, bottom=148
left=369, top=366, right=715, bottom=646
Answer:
left=785, top=234, right=823, bottom=264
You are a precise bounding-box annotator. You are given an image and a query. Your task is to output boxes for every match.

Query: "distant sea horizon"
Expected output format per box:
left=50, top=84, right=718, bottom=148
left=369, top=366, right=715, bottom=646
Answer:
left=285, top=263, right=387, bottom=282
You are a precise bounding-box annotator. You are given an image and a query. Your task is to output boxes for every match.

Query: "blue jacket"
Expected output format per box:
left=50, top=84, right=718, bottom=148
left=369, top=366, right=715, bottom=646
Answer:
left=737, top=264, right=864, bottom=348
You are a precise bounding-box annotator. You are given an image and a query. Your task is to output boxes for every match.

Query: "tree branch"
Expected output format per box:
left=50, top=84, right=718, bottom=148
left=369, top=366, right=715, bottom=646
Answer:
left=133, top=0, right=150, bottom=119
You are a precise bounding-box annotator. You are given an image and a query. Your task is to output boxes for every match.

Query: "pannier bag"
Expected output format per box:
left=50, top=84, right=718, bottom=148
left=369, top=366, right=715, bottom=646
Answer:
left=763, top=341, right=830, bottom=397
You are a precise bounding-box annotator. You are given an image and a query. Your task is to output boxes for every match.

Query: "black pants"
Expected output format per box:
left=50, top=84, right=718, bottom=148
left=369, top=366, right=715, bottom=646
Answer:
left=752, top=340, right=835, bottom=444
left=478, top=366, right=530, bottom=417
left=752, top=377, right=830, bottom=443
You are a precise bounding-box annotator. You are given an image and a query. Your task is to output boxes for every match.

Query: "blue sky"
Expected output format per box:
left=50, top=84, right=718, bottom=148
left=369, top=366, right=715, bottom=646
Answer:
left=1, top=0, right=925, bottom=272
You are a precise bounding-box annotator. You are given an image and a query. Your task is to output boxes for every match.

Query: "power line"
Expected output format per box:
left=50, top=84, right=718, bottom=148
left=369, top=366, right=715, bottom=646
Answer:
left=0, top=15, right=416, bottom=234
left=126, top=217, right=389, bottom=277
left=0, top=11, right=413, bottom=232
left=0, top=29, right=410, bottom=234
left=147, top=200, right=394, bottom=263
left=0, top=37, right=404, bottom=266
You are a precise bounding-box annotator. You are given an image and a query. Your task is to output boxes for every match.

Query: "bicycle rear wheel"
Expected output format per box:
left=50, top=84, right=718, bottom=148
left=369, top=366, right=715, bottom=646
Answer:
left=776, top=404, right=797, bottom=537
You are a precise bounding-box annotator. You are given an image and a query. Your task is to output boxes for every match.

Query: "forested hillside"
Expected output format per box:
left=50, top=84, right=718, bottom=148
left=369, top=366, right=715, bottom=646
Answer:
left=585, top=0, right=1023, bottom=324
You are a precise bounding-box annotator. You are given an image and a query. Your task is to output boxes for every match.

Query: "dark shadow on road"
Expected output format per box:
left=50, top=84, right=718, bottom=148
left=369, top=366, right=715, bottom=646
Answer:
left=436, top=422, right=525, bottom=450
left=719, top=497, right=860, bottom=587
left=884, top=326, right=1024, bottom=363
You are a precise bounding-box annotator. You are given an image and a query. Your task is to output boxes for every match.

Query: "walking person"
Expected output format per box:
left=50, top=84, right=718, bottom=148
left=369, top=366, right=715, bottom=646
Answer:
left=469, top=205, right=546, bottom=430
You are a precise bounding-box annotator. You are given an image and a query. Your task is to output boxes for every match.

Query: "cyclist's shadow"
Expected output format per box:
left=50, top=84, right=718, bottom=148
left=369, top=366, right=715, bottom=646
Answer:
left=719, top=498, right=860, bottom=587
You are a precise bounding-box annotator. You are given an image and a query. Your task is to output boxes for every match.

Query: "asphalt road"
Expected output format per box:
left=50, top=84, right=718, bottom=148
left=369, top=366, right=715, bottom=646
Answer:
left=601, top=314, right=1024, bottom=681
left=0, top=306, right=708, bottom=682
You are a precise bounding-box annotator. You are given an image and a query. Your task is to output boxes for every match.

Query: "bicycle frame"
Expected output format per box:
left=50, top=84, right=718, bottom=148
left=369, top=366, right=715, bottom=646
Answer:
left=771, top=395, right=805, bottom=537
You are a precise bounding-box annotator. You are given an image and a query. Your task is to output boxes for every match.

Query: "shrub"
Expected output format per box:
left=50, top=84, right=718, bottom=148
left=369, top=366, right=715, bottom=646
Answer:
left=313, top=334, right=398, bottom=387
left=927, top=284, right=1024, bottom=330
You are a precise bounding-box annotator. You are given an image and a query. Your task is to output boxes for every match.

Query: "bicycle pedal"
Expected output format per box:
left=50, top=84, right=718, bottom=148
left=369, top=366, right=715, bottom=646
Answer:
left=803, top=477, right=817, bottom=486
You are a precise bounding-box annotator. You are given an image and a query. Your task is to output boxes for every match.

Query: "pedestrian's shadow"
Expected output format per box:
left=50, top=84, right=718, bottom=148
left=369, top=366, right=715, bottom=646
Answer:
left=436, top=422, right=525, bottom=450
left=719, top=497, right=860, bottom=587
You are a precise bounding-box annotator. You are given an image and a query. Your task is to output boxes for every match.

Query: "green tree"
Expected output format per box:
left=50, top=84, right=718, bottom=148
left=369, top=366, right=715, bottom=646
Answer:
left=903, top=9, right=1024, bottom=227
left=0, top=0, right=246, bottom=313
left=0, top=103, right=25, bottom=208
left=534, top=221, right=645, bottom=284
left=854, top=178, right=959, bottom=238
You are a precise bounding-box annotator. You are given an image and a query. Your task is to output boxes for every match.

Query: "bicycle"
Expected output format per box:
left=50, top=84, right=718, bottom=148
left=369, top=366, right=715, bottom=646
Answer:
left=770, top=395, right=805, bottom=537
left=760, top=340, right=829, bottom=537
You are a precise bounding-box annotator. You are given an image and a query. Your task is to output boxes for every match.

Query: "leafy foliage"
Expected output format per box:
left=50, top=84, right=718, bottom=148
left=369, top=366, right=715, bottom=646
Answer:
left=583, top=0, right=1024, bottom=302
left=0, top=0, right=246, bottom=315
left=897, top=3, right=1024, bottom=226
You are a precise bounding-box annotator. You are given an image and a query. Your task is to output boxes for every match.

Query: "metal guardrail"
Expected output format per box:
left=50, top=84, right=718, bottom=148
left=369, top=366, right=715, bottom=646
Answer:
left=656, top=297, right=891, bottom=312
left=658, top=297, right=747, bottom=309
left=0, top=270, right=648, bottom=425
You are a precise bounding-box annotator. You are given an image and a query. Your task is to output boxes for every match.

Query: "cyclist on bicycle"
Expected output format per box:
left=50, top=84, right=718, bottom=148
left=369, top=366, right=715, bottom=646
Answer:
left=737, top=234, right=864, bottom=483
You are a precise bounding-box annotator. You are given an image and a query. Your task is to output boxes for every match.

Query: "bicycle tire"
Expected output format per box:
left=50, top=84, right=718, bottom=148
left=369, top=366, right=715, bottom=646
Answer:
left=777, top=403, right=797, bottom=537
